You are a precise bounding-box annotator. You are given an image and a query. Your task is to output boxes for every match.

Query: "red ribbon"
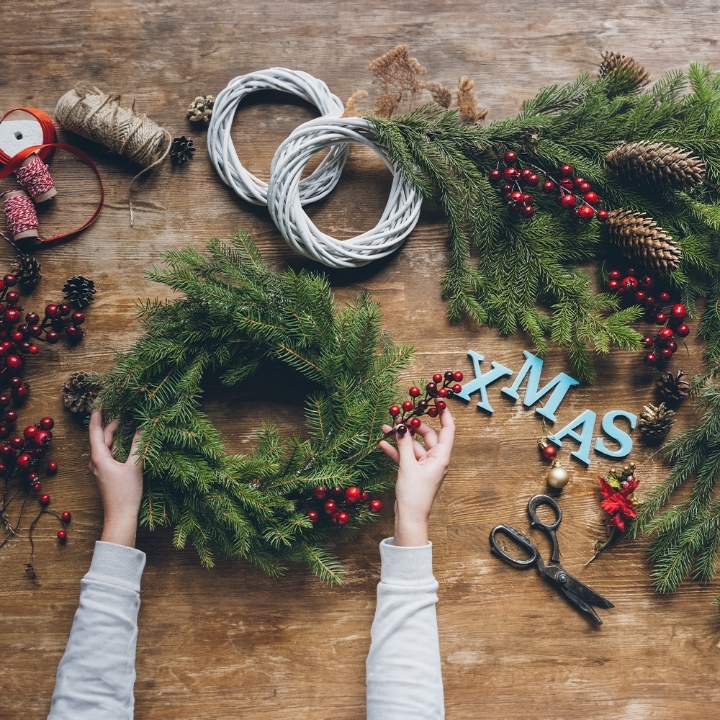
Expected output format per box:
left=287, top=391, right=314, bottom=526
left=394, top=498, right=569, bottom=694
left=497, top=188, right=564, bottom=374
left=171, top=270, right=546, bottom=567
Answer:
left=0, top=143, right=104, bottom=248
left=0, top=108, right=56, bottom=165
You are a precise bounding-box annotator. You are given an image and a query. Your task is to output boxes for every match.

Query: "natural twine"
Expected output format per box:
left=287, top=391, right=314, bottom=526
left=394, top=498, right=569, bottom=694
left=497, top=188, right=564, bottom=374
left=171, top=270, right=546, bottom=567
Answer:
left=55, top=85, right=172, bottom=224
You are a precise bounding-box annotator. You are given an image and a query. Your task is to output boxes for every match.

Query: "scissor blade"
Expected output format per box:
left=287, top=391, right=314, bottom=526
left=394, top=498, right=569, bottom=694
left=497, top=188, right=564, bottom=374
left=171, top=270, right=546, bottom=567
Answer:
left=562, top=573, right=614, bottom=609
left=561, top=587, right=603, bottom=624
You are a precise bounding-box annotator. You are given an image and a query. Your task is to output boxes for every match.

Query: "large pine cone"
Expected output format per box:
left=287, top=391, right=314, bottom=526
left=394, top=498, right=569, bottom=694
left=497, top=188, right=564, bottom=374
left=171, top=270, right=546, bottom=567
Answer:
left=62, top=372, right=103, bottom=414
left=638, top=402, right=675, bottom=442
left=606, top=141, right=705, bottom=190
left=599, top=51, right=650, bottom=88
left=11, top=254, right=41, bottom=289
left=605, top=209, right=681, bottom=274
left=657, top=370, right=691, bottom=403
left=63, top=276, right=96, bottom=309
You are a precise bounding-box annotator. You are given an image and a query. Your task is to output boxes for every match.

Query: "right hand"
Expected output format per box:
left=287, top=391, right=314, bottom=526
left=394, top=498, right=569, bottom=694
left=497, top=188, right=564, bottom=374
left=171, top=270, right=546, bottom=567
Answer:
left=379, top=407, right=455, bottom=547
left=89, top=409, right=144, bottom=548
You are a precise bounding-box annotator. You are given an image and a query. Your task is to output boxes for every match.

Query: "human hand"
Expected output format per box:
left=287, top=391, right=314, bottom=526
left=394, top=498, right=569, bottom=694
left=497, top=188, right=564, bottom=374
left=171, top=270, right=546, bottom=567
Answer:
left=89, top=409, right=144, bottom=548
left=379, top=407, right=455, bottom=547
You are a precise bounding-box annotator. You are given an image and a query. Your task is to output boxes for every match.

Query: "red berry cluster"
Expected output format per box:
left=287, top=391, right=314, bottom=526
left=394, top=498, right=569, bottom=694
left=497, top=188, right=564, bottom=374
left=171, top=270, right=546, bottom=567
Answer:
left=387, top=370, right=463, bottom=436
left=304, top=485, right=382, bottom=527
left=606, top=268, right=690, bottom=366
left=489, top=155, right=608, bottom=223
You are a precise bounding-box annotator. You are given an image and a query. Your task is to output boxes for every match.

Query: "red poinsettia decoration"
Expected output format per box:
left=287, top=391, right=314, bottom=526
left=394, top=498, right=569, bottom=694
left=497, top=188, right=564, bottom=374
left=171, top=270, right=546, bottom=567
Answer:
left=599, top=476, right=640, bottom=533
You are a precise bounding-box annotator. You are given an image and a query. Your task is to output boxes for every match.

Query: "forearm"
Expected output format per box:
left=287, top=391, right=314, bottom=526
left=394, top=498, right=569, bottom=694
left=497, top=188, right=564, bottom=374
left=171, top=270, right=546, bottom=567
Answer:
left=366, top=539, right=444, bottom=720
left=48, top=541, right=146, bottom=720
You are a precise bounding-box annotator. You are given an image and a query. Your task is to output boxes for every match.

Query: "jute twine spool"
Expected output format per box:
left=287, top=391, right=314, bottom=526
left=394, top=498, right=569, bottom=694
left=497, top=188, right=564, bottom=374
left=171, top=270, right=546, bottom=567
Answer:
left=55, top=85, right=172, bottom=224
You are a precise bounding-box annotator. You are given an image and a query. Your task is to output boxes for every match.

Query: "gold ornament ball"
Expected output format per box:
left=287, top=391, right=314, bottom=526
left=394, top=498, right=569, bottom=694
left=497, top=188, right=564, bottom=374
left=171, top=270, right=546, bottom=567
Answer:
left=547, top=462, right=569, bottom=490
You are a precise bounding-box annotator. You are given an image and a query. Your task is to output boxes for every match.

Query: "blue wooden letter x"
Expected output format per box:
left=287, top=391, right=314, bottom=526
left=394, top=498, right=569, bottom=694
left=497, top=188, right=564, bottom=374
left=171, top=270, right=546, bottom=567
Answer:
left=454, top=351, right=513, bottom=413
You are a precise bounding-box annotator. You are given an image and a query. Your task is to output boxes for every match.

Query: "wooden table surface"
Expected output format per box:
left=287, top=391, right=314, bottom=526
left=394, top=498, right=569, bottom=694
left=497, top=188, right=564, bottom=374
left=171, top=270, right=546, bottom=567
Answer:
left=2, top=2, right=720, bottom=718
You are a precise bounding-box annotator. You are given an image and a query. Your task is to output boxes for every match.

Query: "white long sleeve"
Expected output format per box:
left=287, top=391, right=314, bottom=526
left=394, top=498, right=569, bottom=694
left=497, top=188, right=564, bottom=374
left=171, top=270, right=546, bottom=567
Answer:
left=47, top=541, right=146, bottom=720
left=366, top=538, right=444, bottom=719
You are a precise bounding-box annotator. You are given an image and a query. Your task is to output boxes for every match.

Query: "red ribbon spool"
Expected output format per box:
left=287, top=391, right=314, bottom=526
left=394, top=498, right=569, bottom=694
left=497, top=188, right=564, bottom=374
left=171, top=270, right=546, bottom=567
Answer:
left=0, top=108, right=56, bottom=165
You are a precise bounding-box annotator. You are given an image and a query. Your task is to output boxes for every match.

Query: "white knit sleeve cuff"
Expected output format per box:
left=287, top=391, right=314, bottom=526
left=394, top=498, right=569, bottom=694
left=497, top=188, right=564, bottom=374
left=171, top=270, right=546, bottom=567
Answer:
left=379, top=537, right=435, bottom=585
left=84, top=541, right=147, bottom=593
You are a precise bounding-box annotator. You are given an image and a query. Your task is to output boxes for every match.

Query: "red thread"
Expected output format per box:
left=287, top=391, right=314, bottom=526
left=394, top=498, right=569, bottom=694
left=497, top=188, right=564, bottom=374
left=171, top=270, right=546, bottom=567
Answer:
left=14, top=155, right=55, bottom=200
left=4, top=192, right=38, bottom=237
left=0, top=109, right=56, bottom=165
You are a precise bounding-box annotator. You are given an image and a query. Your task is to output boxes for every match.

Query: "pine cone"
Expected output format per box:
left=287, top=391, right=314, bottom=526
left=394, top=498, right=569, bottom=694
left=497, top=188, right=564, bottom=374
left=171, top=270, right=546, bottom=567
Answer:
left=63, top=276, right=96, bottom=309
left=606, top=141, right=705, bottom=190
left=657, top=370, right=691, bottom=403
left=599, top=51, right=650, bottom=88
left=604, top=209, right=682, bottom=274
left=638, top=402, right=675, bottom=442
left=11, top=254, right=41, bottom=289
left=186, top=95, right=215, bottom=124
left=62, top=372, right=103, bottom=414
left=170, top=136, right=195, bottom=164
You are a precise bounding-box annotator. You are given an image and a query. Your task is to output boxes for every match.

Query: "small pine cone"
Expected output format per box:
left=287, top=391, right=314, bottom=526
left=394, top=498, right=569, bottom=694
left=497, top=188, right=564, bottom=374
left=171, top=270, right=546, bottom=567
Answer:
left=170, top=136, right=195, bottom=164
left=11, top=254, right=41, bottom=288
left=657, top=370, right=691, bottom=403
left=186, top=95, right=215, bottom=124
left=62, top=371, right=103, bottom=414
left=599, top=51, right=650, bottom=88
left=604, top=209, right=681, bottom=275
left=638, top=402, right=675, bottom=442
left=63, top=276, right=96, bottom=309
left=606, top=141, right=705, bottom=190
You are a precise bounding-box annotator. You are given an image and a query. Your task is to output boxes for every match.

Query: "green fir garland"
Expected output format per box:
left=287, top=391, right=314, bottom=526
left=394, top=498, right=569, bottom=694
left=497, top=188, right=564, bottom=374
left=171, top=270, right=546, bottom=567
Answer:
left=98, top=232, right=411, bottom=583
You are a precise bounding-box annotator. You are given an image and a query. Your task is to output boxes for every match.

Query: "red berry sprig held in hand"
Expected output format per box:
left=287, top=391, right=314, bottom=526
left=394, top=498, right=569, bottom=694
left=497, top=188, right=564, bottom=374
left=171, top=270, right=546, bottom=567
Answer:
left=303, top=484, right=382, bottom=527
left=606, top=267, right=691, bottom=366
left=489, top=154, right=606, bottom=223
left=386, top=370, right=463, bottom=437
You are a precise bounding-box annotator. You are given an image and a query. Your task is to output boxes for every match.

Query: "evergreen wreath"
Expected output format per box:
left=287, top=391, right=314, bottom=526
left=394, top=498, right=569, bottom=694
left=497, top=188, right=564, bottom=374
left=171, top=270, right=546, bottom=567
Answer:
left=98, top=232, right=412, bottom=584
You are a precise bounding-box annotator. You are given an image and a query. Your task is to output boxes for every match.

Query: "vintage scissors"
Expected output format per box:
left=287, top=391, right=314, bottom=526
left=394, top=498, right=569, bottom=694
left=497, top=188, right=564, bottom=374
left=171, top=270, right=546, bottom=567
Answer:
left=489, top=494, right=614, bottom=623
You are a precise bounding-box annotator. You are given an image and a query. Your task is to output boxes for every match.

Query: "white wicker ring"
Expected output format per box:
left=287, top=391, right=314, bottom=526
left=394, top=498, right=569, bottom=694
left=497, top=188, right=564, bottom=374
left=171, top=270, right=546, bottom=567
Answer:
left=207, top=68, right=348, bottom=206
left=267, top=116, right=422, bottom=268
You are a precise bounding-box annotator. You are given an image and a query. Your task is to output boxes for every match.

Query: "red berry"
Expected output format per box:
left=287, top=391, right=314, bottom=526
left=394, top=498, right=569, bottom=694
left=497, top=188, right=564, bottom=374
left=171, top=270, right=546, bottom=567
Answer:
left=559, top=164, right=573, bottom=177
left=25, top=312, right=39, bottom=325
left=330, top=486, right=345, bottom=499
left=608, top=270, right=622, bottom=281
left=521, top=193, right=533, bottom=205
left=32, top=447, right=45, bottom=459
left=33, top=430, right=51, bottom=448
left=306, top=510, right=319, bottom=523
left=330, top=511, right=340, bottom=524
left=655, top=312, right=668, bottom=325
left=323, top=499, right=337, bottom=514
left=59, top=303, right=72, bottom=316
left=4, top=410, right=17, bottom=425
left=409, top=386, right=421, bottom=397
left=527, top=173, right=540, bottom=186
left=27, top=473, right=38, bottom=482
left=444, top=371, right=454, bottom=381
left=389, top=405, right=400, bottom=417
left=432, top=373, right=443, bottom=384
left=660, top=347, right=673, bottom=360
left=489, top=168, right=502, bottom=182
left=3, top=275, right=17, bottom=287
left=573, top=177, right=585, bottom=188
left=578, top=181, right=591, bottom=193
left=658, top=327, right=674, bottom=340
left=425, top=382, right=438, bottom=396
left=644, top=352, right=659, bottom=366
left=369, top=499, right=383, bottom=513
left=57, top=529, right=67, bottom=541
left=312, top=486, right=327, bottom=500
left=521, top=204, right=535, bottom=218
left=66, top=325, right=84, bottom=339
left=5, top=291, right=19, bottom=305
left=542, top=180, right=555, bottom=193
left=360, top=490, right=370, bottom=502
left=504, top=150, right=517, bottom=163
left=452, top=383, right=462, bottom=393
left=27, top=344, right=38, bottom=355
left=503, top=167, right=518, bottom=181
left=634, top=290, right=647, bottom=303
left=667, top=340, right=678, bottom=353
left=671, top=303, right=687, bottom=320
left=597, top=209, right=609, bottom=222
left=6, top=355, right=22, bottom=371
left=71, top=311, right=86, bottom=325
left=336, top=511, right=350, bottom=525
left=640, top=275, right=654, bottom=290
left=46, top=330, right=60, bottom=344
left=17, top=452, right=32, bottom=470
left=510, top=190, right=523, bottom=202
left=621, top=277, right=638, bottom=292
left=427, top=406, right=439, bottom=418
left=23, top=425, right=37, bottom=440
left=396, top=424, right=408, bottom=436
left=9, top=436, right=23, bottom=450
left=12, top=384, right=28, bottom=400
left=644, top=296, right=656, bottom=307
left=607, top=279, right=620, bottom=291
left=45, top=304, right=61, bottom=319
left=436, top=400, right=447, bottom=410
left=583, top=191, right=600, bottom=205
left=452, top=371, right=463, bottom=382
left=11, top=331, right=23, bottom=343
left=3, top=308, right=19, bottom=323
left=578, top=205, right=594, bottom=219
left=643, top=336, right=655, bottom=349
left=402, top=400, right=414, bottom=412
left=541, top=444, right=558, bottom=462
left=559, top=178, right=574, bottom=191
left=31, top=480, right=41, bottom=492
left=659, top=291, right=671, bottom=302
left=39, top=493, right=50, bottom=506
left=345, top=486, right=362, bottom=503
left=501, top=183, right=513, bottom=194
left=410, top=417, right=422, bottom=429
left=676, top=323, right=690, bottom=337
left=559, top=193, right=576, bottom=208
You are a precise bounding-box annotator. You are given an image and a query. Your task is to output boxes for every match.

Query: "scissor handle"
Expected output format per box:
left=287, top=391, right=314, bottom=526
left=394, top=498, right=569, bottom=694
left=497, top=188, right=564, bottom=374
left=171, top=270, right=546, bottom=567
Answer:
left=489, top=524, right=539, bottom=568
left=527, top=494, right=562, bottom=563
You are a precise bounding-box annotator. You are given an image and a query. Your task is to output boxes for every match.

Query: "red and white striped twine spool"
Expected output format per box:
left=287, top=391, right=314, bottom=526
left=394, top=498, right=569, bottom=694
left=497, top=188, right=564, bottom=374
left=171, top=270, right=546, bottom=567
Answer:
left=3, top=190, right=39, bottom=240
left=14, top=154, right=56, bottom=202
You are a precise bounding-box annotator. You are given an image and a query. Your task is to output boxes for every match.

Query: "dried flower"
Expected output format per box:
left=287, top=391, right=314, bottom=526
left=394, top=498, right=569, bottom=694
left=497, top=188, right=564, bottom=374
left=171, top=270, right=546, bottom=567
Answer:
left=457, top=76, right=488, bottom=123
